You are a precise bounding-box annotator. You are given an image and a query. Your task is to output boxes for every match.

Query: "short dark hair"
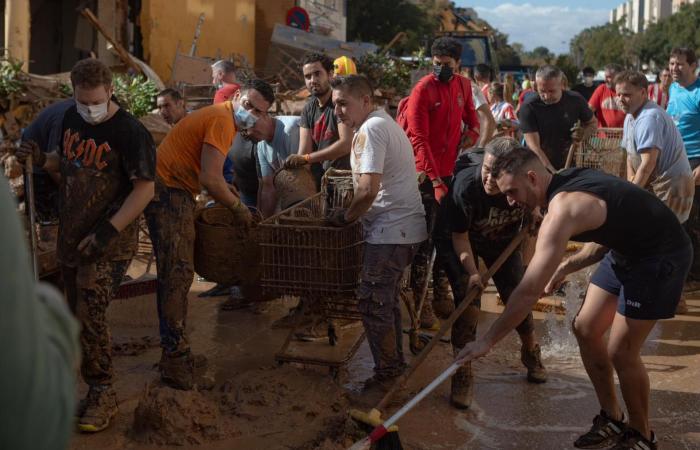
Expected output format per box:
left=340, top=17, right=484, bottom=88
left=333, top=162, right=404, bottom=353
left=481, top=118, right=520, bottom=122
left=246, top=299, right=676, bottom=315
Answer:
left=614, top=70, right=649, bottom=90
left=582, top=66, right=596, bottom=76
left=490, top=145, right=541, bottom=178
left=241, top=78, right=275, bottom=104
left=489, top=82, right=504, bottom=99
left=475, top=64, right=491, bottom=79
left=604, top=63, right=623, bottom=73
left=431, top=37, right=462, bottom=61
left=70, top=58, right=112, bottom=89
left=157, top=88, right=182, bottom=101
left=301, top=53, right=335, bottom=73
left=330, top=75, right=374, bottom=99
left=670, top=47, right=697, bottom=66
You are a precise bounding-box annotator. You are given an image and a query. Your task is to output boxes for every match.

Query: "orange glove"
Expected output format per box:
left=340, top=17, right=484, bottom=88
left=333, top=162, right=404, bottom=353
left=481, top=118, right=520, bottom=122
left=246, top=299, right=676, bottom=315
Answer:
left=433, top=181, right=449, bottom=204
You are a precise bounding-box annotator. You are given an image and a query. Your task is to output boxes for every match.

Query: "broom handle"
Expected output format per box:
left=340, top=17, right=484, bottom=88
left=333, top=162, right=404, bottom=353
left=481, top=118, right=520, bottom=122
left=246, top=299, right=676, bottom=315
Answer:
left=376, top=226, right=529, bottom=411
left=383, top=362, right=461, bottom=429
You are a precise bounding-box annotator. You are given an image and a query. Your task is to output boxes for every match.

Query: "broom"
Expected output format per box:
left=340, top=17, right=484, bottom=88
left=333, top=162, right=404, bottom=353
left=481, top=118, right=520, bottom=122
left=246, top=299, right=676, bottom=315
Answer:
left=348, top=227, right=530, bottom=446
left=348, top=362, right=461, bottom=450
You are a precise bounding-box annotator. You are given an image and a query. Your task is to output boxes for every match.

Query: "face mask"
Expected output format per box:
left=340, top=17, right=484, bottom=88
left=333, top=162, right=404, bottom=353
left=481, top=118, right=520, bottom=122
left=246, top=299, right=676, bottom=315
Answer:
left=76, top=100, right=109, bottom=124
left=433, top=64, right=453, bottom=83
left=234, top=103, right=258, bottom=130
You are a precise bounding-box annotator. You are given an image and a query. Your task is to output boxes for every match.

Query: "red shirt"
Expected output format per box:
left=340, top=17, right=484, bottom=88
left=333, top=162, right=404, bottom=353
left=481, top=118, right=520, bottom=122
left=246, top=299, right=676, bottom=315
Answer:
left=213, top=83, right=241, bottom=104
left=648, top=83, right=669, bottom=109
left=588, top=84, right=625, bottom=128
left=406, top=74, right=480, bottom=180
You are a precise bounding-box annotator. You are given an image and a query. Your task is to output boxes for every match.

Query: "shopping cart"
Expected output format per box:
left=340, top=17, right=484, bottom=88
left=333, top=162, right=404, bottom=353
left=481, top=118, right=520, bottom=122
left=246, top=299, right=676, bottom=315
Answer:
left=575, top=127, right=627, bottom=178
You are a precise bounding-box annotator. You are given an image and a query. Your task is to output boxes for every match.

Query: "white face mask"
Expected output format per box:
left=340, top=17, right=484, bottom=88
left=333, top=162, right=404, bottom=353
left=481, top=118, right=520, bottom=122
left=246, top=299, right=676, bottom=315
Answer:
left=76, top=100, right=110, bottom=124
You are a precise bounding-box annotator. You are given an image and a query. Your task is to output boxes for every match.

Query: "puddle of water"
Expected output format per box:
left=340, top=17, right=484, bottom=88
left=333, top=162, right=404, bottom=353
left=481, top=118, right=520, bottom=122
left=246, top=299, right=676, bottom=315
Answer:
left=541, top=273, right=589, bottom=362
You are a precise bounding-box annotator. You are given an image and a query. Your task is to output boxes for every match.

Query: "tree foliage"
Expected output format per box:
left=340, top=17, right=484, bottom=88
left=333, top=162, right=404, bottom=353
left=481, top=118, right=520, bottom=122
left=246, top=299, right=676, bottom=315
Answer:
left=493, top=31, right=522, bottom=66
left=569, top=22, right=637, bottom=69
left=347, top=0, right=445, bottom=55
left=636, top=2, right=700, bottom=66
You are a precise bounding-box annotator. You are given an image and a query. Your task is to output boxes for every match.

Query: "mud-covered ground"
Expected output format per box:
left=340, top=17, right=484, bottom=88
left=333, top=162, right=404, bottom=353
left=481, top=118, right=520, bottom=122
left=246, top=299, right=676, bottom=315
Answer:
left=69, top=260, right=700, bottom=450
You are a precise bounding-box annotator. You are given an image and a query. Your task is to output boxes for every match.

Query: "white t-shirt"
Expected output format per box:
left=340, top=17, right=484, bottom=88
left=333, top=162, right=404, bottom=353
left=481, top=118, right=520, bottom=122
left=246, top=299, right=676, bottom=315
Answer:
left=351, top=109, right=427, bottom=245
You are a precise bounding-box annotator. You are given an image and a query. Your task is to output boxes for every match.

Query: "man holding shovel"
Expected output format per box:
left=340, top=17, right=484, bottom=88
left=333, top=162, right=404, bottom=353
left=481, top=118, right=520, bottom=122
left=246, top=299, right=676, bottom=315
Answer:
left=442, top=138, right=547, bottom=410
left=456, top=146, right=691, bottom=450
left=327, top=75, right=427, bottom=391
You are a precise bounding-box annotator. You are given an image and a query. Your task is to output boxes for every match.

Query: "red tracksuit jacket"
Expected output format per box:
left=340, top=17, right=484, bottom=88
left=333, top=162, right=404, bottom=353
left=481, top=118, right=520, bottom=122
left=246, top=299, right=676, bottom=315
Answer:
left=406, top=73, right=480, bottom=180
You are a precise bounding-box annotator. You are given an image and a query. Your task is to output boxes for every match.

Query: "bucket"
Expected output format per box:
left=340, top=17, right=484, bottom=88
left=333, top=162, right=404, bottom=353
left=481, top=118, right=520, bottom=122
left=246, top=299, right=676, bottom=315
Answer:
left=194, top=207, right=261, bottom=285
left=273, top=166, right=317, bottom=210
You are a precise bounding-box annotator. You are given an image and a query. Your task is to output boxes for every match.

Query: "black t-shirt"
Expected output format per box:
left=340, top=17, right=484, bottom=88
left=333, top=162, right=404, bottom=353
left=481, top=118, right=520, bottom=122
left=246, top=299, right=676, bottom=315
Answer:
left=518, top=90, right=594, bottom=169
left=547, top=168, right=690, bottom=258
left=571, top=82, right=599, bottom=101
left=300, top=95, right=350, bottom=174
left=58, top=106, right=156, bottom=266
left=446, top=151, right=524, bottom=249
left=228, top=134, right=260, bottom=202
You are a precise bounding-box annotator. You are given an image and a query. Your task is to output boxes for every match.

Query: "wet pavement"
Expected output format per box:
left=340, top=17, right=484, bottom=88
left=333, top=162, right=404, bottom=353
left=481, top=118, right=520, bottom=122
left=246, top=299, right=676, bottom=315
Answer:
left=70, top=261, right=700, bottom=450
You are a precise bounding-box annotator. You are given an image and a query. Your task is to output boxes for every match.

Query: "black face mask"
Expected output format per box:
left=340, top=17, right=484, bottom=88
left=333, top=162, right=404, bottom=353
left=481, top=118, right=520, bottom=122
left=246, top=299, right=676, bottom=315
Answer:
left=433, top=64, right=453, bottom=83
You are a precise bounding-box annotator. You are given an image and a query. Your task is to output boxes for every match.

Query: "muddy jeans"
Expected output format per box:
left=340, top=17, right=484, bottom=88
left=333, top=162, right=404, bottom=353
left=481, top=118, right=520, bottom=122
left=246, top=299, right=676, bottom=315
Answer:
left=410, top=178, right=452, bottom=304
left=63, top=259, right=130, bottom=386
left=144, top=182, right=195, bottom=357
left=444, top=240, right=535, bottom=350
left=358, top=243, right=420, bottom=380
left=685, top=158, right=700, bottom=282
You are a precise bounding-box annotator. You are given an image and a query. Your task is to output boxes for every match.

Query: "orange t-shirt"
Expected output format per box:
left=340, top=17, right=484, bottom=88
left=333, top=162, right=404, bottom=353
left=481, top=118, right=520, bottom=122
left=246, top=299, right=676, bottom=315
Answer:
left=156, top=101, right=237, bottom=195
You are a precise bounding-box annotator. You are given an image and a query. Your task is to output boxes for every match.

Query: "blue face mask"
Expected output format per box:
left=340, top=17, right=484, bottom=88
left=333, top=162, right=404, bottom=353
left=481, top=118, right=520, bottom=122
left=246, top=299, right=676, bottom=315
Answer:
left=234, top=104, right=258, bottom=130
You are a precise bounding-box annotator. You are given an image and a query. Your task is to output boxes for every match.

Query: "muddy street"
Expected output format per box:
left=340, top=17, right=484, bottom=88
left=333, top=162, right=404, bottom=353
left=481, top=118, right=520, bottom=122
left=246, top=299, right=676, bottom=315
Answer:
left=68, top=260, right=700, bottom=450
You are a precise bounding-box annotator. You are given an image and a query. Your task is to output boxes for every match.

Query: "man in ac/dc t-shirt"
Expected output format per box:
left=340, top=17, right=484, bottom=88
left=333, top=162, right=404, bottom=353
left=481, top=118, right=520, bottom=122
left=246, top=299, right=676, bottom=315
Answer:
left=17, top=59, right=155, bottom=434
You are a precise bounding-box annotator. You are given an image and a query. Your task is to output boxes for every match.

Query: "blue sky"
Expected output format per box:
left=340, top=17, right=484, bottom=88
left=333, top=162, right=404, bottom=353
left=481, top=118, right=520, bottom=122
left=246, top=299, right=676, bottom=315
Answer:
left=455, top=1, right=617, bottom=54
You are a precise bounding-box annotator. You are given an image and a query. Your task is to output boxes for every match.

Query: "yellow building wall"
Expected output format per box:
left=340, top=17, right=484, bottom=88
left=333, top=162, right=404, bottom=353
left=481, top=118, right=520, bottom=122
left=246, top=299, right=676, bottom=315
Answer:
left=255, top=0, right=294, bottom=73
left=141, top=0, right=256, bottom=83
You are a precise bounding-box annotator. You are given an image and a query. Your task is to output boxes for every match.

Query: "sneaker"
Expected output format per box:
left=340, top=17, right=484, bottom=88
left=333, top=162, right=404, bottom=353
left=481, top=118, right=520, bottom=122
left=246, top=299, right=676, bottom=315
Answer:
left=198, top=283, right=231, bottom=297
left=450, top=363, right=474, bottom=409
left=610, top=428, right=657, bottom=450
left=521, top=343, right=548, bottom=383
left=159, top=353, right=195, bottom=390
left=77, top=385, right=118, bottom=433
left=574, top=410, right=627, bottom=449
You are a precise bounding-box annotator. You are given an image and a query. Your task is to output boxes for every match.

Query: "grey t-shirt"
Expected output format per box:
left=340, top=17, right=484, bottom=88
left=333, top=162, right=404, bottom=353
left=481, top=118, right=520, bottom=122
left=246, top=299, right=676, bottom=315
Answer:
left=257, top=116, right=300, bottom=177
left=351, top=109, right=427, bottom=245
left=623, top=100, right=694, bottom=222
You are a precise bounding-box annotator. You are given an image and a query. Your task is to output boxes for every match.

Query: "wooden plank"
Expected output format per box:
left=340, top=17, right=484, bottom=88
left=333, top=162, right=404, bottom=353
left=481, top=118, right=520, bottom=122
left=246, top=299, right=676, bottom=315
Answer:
left=80, top=8, right=142, bottom=74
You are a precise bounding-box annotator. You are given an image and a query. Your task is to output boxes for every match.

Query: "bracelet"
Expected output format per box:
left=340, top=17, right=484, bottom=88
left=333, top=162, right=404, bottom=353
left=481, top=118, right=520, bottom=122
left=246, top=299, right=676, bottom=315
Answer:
left=303, top=154, right=311, bottom=163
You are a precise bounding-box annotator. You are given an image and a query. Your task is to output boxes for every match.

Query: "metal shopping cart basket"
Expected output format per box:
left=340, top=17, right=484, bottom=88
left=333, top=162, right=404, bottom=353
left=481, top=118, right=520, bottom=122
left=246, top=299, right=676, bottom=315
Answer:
left=575, top=127, right=627, bottom=178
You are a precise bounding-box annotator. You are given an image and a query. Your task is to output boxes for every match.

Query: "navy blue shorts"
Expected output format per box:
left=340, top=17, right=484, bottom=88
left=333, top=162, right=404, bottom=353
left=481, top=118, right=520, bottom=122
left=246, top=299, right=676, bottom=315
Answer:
left=589, top=247, right=692, bottom=320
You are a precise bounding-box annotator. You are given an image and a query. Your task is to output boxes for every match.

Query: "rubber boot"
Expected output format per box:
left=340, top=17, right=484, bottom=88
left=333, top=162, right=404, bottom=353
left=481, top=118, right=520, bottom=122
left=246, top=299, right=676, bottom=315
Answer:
left=432, top=268, right=455, bottom=320
left=160, top=353, right=195, bottom=390
left=521, top=343, right=547, bottom=383
left=419, top=297, right=439, bottom=330
left=77, top=385, right=118, bottom=433
left=450, top=362, right=474, bottom=409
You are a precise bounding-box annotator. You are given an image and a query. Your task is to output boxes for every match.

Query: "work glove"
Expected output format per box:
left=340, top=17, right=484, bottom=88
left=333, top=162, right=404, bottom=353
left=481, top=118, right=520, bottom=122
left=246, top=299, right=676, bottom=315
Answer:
left=283, top=154, right=310, bottom=169
left=432, top=179, right=449, bottom=204
left=228, top=200, right=252, bottom=226
left=327, top=208, right=349, bottom=227
left=570, top=121, right=584, bottom=143
left=78, top=220, right=120, bottom=264
left=15, top=140, right=46, bottom=168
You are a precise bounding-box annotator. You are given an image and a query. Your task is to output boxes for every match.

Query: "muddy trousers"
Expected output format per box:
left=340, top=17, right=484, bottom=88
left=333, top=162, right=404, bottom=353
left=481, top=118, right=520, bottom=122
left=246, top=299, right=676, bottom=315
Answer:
left=410, top=178, right=452, bottom=308
left=63, top=259, right=131, bottom=386
left=144, top=183, right=195, bottom=357
left=684, top=158, right=700, bottom=282
left=443, top=242, right=535, bottom=351
left=358, top=243, right=419, bottom=380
